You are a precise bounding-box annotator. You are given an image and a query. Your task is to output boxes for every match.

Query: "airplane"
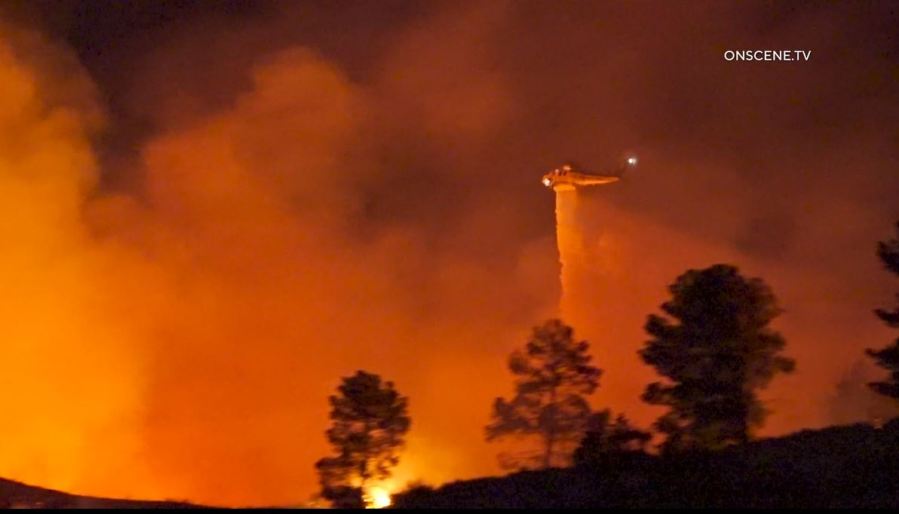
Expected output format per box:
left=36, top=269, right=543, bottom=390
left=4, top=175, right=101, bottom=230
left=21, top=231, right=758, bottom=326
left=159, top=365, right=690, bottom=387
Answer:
left=541, top=156, right=637, bottom=192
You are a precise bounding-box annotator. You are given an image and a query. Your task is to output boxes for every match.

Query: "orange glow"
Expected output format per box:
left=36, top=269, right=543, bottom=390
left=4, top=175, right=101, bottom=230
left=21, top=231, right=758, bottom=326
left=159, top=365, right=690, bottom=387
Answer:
left=0, top=26, right=540, bottom=505
left=365, top=486, right=392, bottom=509
left=0, top=4, right=894, bottom=508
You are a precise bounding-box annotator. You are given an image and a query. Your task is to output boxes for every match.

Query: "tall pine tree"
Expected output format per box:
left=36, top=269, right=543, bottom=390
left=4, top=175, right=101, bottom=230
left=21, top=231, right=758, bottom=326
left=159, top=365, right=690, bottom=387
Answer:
left=315, top=370, right=410, bottom=507
left=867, top=222, right=899, bottom=399
left=640, top=264, right=795, bottom=452
left=486, top=319, right=601, bottom=468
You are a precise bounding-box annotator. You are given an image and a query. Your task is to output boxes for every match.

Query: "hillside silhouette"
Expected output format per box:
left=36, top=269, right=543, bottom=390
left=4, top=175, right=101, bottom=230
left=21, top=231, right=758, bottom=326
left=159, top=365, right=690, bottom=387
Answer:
left=394, top=419, right=899, bottom=508
left=0, top=479, right=200, bottom=509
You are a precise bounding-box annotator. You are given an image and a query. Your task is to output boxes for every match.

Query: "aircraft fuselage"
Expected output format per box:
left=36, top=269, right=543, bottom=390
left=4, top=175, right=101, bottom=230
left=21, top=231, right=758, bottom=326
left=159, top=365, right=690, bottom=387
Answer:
left=541, top=163, right=620, bottom=192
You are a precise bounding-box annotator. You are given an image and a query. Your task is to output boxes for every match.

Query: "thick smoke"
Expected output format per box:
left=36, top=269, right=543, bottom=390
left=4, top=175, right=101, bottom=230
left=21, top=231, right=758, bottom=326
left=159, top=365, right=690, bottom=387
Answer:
left=0, top=22, right=152, bottom=496
left=0, top=4, right=556, bottom=505
left=0, top=0, right=896, bottom=506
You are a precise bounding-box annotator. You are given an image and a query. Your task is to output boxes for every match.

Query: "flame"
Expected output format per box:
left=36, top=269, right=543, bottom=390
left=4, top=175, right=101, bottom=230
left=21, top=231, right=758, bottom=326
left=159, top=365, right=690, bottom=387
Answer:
left=365, top=486, right=392, bottom=509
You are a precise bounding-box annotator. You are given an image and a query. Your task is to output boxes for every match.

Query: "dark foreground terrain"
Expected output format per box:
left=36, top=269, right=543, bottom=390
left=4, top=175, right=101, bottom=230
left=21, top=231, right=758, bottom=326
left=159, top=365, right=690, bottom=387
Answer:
left=393, top=420, right=899, bottom=508
left=2, top=420, right=897, bottom=508
left=0, top=478, right=200, bottom=509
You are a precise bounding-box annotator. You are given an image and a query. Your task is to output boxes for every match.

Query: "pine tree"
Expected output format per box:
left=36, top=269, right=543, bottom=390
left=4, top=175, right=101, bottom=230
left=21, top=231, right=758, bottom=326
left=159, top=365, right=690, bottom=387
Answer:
left=639, top=264, right=795, bottom=452
left=315, top=370, right=410, bottom=507
left=486, top=319, right=601, bottom=468
left=866, top=222, right=899, bottom=399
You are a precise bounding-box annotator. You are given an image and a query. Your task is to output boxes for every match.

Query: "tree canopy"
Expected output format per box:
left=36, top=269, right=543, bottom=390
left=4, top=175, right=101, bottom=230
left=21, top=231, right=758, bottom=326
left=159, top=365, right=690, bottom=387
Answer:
left=639, top=264, right=795, bottom=452
left=487, top=319, right=601, bottom=468
left=315, top=370, right=410, bottom=508
left=573, top=410, right=651, bottom=466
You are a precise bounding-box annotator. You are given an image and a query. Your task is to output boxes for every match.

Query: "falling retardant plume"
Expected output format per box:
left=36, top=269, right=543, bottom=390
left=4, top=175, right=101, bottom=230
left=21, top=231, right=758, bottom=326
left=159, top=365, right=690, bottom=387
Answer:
left=0, top=0, right=897, bottom=507
left=553, top=181, right=619, bottom=325
left=555, top=190, right=579, bottom=320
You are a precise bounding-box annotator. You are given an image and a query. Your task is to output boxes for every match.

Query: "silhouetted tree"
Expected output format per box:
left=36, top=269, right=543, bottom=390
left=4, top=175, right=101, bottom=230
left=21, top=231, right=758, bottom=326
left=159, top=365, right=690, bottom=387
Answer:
left=315, top=370, right=410, bottom=508
left=573, top=410, right=651, bottom=466
left=867, top=222, right=899, bottom=399
left=486, top=319, right=601, bottom=468
left=639, top=264, right=795, bottom=452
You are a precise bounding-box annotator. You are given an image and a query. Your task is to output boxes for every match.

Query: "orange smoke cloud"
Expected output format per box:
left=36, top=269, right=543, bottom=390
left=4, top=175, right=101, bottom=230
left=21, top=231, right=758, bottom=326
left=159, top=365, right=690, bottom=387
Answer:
left=112, top=44, right=548, bottom=505
left=0, top=13, right=553, bottom=505
left=565, top=177, right=897, bottom=435
left=0, top=23, right=152, bottom=496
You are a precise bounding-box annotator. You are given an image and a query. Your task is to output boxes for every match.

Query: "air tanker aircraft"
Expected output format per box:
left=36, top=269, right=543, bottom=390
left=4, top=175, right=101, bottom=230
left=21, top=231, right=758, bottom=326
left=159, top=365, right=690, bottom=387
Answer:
left=541, top=156, right=637, bottom=192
